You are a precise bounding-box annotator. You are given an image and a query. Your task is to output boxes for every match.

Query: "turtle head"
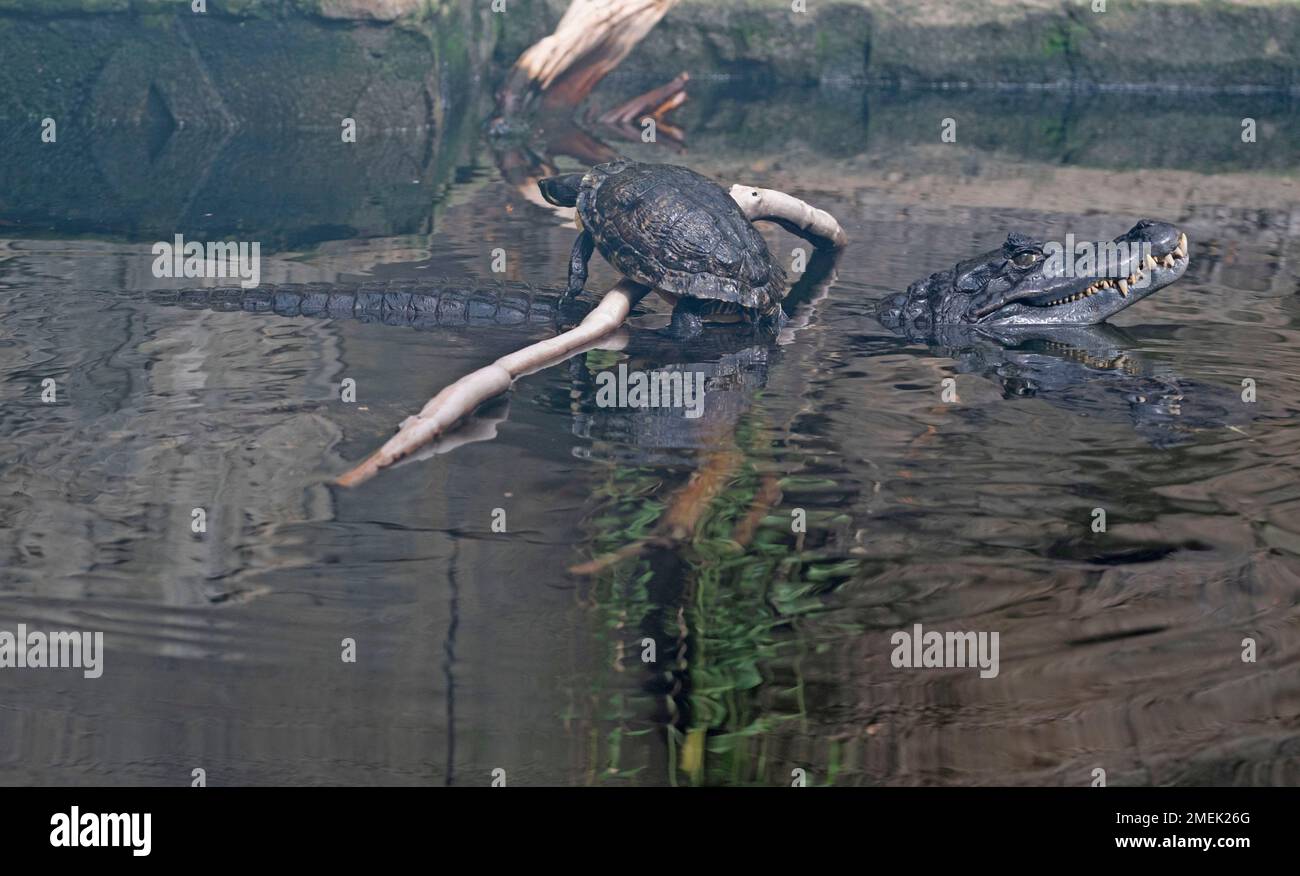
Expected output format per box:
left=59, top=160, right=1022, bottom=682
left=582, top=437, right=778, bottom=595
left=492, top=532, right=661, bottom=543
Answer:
left=538, top=173, right=585, bottom=208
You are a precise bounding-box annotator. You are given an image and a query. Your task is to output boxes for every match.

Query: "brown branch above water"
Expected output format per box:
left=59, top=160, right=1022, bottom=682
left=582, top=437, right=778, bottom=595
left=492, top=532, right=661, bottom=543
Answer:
left=496, top=0, right=682, bottom=117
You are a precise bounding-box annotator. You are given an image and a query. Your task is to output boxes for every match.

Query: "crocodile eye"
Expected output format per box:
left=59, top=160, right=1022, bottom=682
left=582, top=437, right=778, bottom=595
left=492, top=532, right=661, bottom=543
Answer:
left=1012, top=251, right=1041, bottom=268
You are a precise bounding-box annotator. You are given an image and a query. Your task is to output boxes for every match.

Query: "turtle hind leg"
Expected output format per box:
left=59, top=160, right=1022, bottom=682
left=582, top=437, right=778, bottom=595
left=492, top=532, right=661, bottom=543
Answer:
left=759, top=304, right=789, bottom=334
left=665, top=299, right=706, bottom=340
left=565, top=231, right=595, bottom=300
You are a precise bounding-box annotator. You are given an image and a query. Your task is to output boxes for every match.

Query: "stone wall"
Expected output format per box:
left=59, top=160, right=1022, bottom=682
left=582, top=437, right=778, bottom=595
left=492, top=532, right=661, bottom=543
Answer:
left=492, top=0, right=1300, bottom=90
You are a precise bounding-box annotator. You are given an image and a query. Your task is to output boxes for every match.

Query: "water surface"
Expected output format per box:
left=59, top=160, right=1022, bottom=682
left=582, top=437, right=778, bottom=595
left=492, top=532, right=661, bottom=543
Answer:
left=1, top=84, right=1298, bottom=786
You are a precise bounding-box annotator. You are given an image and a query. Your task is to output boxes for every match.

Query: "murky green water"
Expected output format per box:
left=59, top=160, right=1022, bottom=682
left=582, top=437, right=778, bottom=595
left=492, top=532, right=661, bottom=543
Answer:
left=1, top=82, right=1298, bottom=786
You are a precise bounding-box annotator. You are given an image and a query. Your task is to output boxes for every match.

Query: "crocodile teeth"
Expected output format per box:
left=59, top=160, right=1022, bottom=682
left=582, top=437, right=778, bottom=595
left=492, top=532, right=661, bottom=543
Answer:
left=1145, top=254, right=1158, bottom=269
left=1163, top=254, right=1175, bottom=267
left=1118, top=278, right=1130, bottom=296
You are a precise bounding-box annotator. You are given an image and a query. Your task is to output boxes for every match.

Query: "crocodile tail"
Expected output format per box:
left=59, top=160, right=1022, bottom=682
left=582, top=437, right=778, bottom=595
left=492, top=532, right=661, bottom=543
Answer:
left=139, top=279, right=589, bottom=328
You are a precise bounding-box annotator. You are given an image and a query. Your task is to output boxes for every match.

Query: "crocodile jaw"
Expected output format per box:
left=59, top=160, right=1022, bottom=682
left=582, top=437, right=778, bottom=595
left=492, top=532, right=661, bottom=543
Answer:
left=972, top=226, right=1189, bottom=326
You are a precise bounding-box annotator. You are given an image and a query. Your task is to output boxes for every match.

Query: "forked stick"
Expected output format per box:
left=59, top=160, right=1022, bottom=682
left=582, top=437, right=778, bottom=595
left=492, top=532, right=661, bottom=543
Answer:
left=336, top=186, right=847, bottom=487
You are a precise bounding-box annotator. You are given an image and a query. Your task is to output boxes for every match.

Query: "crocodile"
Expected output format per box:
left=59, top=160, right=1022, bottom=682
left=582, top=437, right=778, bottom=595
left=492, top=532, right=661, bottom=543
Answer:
left=138, top=220, right=1185, bottom=336
left=869, top=222, right=1265, bottom=445
left=877, top=219, right=1190, bottom=333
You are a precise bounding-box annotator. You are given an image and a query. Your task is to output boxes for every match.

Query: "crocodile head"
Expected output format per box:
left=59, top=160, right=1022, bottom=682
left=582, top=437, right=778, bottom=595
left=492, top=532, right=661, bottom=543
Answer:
left=878, top=220, right=1190, bottom=333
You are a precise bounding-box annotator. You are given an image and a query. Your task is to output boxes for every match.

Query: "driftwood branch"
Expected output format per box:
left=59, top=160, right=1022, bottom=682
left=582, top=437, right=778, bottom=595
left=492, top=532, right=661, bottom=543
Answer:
left=335, top=185, right=846, bottom=487
left=372, top=329, right=631, bottom=471
left=597, top=71, right=689, bottom=127
left=497, top=0, right=682, bottom=116
left=336, top=282, right=650, bottom=487
left=730, top=184, right=850, bottom=251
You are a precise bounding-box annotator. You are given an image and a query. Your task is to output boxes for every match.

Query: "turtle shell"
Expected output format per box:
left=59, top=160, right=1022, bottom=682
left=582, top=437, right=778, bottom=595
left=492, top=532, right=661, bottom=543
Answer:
left=576, top=161, right=786, bottom=313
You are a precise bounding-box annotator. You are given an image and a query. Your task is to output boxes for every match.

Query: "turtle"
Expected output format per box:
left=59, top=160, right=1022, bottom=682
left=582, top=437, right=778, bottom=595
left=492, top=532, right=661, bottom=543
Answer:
left=538, top=159, right=788, bottom=338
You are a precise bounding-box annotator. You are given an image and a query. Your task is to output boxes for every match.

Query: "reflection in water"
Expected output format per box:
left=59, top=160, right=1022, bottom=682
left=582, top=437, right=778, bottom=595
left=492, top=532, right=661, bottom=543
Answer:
left=568, top=326, right=863, bottom=783
left=0, top=84, right=1298, bottom=786
left=892, top=323, right=1267, bottom=448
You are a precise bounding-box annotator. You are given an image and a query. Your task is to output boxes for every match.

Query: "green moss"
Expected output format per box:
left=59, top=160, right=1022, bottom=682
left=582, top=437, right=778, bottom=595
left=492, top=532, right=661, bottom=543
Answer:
left=1041, top=18, right=1089, bottom=60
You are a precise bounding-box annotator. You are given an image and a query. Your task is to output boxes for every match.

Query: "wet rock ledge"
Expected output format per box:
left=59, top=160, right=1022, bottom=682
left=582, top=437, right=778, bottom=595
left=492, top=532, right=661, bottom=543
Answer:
left=2, top=0, right=1297, bottom=114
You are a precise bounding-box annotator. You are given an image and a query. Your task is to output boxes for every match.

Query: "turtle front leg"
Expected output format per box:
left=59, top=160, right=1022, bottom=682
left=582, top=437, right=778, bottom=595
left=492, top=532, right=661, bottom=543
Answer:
left=565, top=231, right=595, bottom=299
